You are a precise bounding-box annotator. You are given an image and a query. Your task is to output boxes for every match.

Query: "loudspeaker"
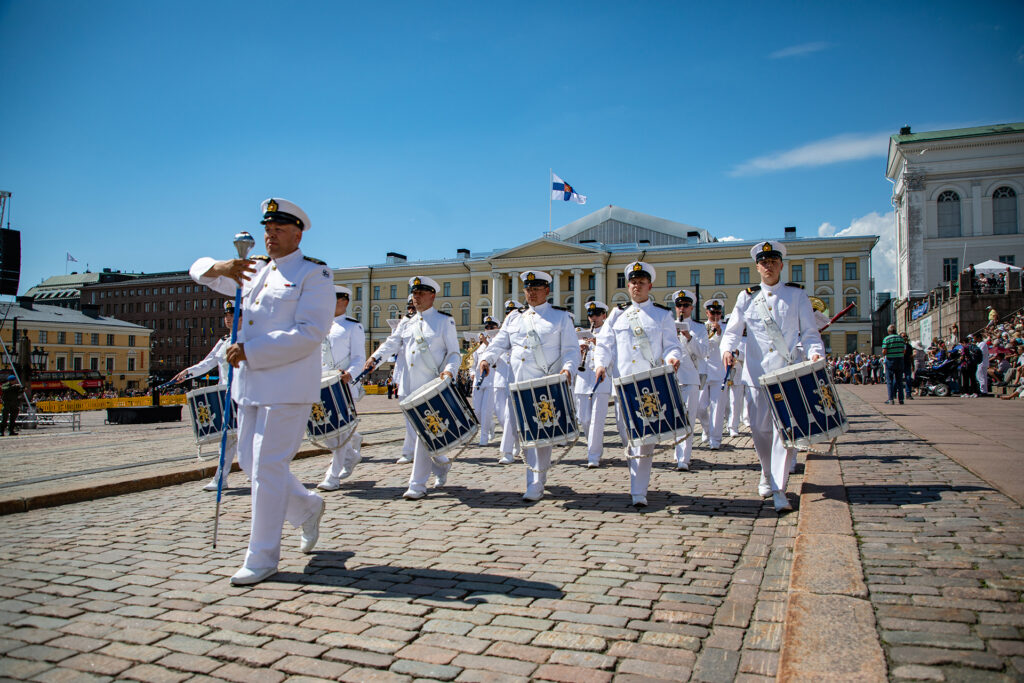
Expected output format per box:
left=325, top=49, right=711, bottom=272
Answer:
left=0, top=229, right=20, bottom=296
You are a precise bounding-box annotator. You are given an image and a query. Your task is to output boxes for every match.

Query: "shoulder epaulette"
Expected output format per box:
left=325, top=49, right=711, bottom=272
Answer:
left=345, top=316, right=360, bottom=324
left=552, top=305, right=567, bottom=312
left=518, top=305, right=528, bottom=312
left=785, top=282, right=804, bottom=289
left=405, top=312, right=414, bottom=318
left=653, top=302, right=669, bottom=311
left=303, top=256, right=327, bottom=266
left=438, top=310, right=452, bottom=317
left=618, top=302, right=628, bottom=310
left=745, top=285, right=761, bottom=295
left=251, top=255, right=270, bottom=262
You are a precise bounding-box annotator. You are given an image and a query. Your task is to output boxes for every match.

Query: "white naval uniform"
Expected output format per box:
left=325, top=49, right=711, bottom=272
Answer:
left=674, top=318, right=708, bottom=468
left=723, top=334, right=746, bottom=433
left=698, top=320, right=728, bottom=447
left=470, top=344, right=497, bottom=445
left=720, top=281, right=824, bottom=495
left=976, top=339, right=990, bottom=394
left=182, top=336, right=242, bottom=488
left=594, top=300, right=683, bottom=499
left=320, top=315, right=366, bottom=485
left=574, top=331, right=612, bottom=466
left=393, top=315, right=416, bottom=460
left=370, top=308, right=460, bottom=494
left=480, top=303, right=579, bottom=496
left=190, top=249, right=335, bottom=572
left=491, top=345, right=517, bottom=459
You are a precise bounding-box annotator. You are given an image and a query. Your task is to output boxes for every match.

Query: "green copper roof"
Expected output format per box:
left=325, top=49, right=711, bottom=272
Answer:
left=892, top=122, right=1024, bottom=144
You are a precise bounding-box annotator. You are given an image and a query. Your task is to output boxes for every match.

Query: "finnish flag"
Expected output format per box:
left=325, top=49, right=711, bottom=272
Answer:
left=551, top=173, right=587, bottom=205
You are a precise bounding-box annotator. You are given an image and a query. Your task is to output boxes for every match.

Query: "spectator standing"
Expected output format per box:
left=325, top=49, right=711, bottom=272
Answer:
left=882, top=324, right=907, bottom=405
left=976, top=333, right=991, bottom=395
left=901, top=333, right=915, bottom=399
left=1, top=375, right=21, bottom=436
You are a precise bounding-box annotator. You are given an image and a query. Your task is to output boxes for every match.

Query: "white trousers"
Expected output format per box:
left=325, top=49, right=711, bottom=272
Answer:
left=698, top=381, right=725, bottom=446
left=726, top=381, right=745, bottom=431
left=628, top=446, right=655, bottom=497
left=524, top=446, right=552, bottom=491
left=408, top=436, right=450, bottom=495
left=401, top=417, right=415, bottom=457
left=977, top=364, right=989, bottom=393
left=744, top=386, right=796, bottom=493
left=211, top=434, right=241, bottom=487
left=673, top=384, right=701, bottom=466
left=474, top=387, right=496, bottom=444
left=236, top=403, right=322, bottom=571
left=322, top=429, right=361, bottom=482
left=575, top=392, right=612, bottom=463
left=494, top=387, right=518, bottom=456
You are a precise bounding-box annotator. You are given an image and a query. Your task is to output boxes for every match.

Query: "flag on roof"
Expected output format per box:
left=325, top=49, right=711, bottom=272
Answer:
left=551, top=172, right=586, bottom=205
left=66, top=252, right=78, bottom=262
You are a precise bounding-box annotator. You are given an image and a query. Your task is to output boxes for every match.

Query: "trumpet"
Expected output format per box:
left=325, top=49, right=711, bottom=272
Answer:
left=705, top=319, right=722, bottom=338
left=577, top=326, right=595, bottom=372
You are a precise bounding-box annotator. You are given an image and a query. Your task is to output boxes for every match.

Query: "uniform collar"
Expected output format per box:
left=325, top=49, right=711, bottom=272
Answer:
left=528, top=301, right=550, bottom=314
left=333, top=314, right=347, bottom=323
left=413, top=306, right=435, bottom=319
left=760, top=278, right=782, bottom=294
left=272, top=248, right=303, bottom=266
left=631, top=297, right=653, bottom=310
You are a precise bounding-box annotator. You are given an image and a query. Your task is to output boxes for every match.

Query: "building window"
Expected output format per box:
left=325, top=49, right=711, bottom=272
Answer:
left=481, top=280, right=488, bottom=295
left=714, top=268, right=724, bottom=286
left=998, top=255, right=1015, bottom=266
left=39, top=331, right=48, bottom=344
left=462, top=281, right=470, bottom=296
left=90, top=357, right=99, bottom=371
left=56, top=356, right=66, bottom=370
left=461, top=308, right=469, bottom=326
left=588, top=274, right=595, bottom=290
left=373, top=286, right=380, bottom=300
left=127, top=357, right=136, bottom=372
left=106, top=357, right=114, bottom=372
left=355, top=286, right=362, bottom=300
left=58, top=331, right=66, bottom=344
left=993, top=187, right=1018, bottom=235
left=739, top=268, right=750, bottom=285
left=845, top=262, right=857, bottom=280
left=389, top=284, right=397, bottom=299
left=942, top=258, right=959, bottom=282
left=106, top=334, right=114, bottom=345
left=616, top=273, right=626, bottom=288
left=73, top=332, right=82, bottom=344
left=845, top=295, right=858, bottom=317
left=481, top=308, right=489, bottom=323
left=937, top=190, right=961, bottom=238
left=91, top=333, right=99, bottom=345
left=73, top=356, right=83, bottom=371
left=443, top=282, right=451, bottom=297
left=567, top=275, right=574, bottom=292
left=689, top=270, right=700, bottom=286
left=128, top=335, right=136, bottom=347
left=372, top=310, right=380, bottom=328
left=846, top=334, right=858, bottom=354
left=791, top=264, right=804, bottom=282
left=666, top=271, right=676, bottom=287
left=818, top=263, right=830, bottom=281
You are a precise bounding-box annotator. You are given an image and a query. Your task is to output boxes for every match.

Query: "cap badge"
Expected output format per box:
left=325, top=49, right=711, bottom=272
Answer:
left=267, top=199, right=278, bottom=213
left=413, top=277, right=421, bottom=286
left=632, top=263, right=642, bottom=272
left=525, top=272, right=534, bottom=280
left=762, top=243, right=772, bottom=252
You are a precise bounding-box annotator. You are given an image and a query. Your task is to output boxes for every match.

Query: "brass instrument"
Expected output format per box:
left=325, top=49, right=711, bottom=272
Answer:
left=459, top=340, right=481, bottom=372
left=577, top=326, right=595, bottom=372
left=705, top=319, right=722, bottom=338
left=809, top=296, right=829, bottom=316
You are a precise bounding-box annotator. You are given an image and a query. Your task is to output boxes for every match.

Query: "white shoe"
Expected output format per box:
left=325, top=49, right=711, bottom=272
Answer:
left=202, top=480, right=219, bottom=492
left=299, top=499, right=325, bottom=553
left=729, top=430, right=740, bottom=437
left=433, top=462, right=451, bottom=488
left=758, top=483, right=772, bottom=498
left=709, top=443, right=720, bottom=451
left=632, top=496, right=648, bottom=508
left=773, top=491, right=793, bottom=512
left=396, top=454, right=413, bottom=464
left=316, top=479, right=340, bottom=492
left=498, top=453, right=514, bottom=465
left=403, top=489, right=425, bottom=500
left=587, top=460, right=600, bottom=469
left=522, top=486, right=543, bottom=502
left=676, top=462, right=689, bottom=471
left=700, top=435, right=709, bottom=445
left=339, top=452, right=362, bottom=480
left=230, top=566, right=277, bottom=586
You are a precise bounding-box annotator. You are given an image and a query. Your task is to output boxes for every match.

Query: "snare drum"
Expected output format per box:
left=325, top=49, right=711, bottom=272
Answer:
left=509, top=374, right=579, bottom=449
left=400, top=376, right=479, bottom=456
left=758, top=358, right=849, bottom=449
left=306, top=374, right=359, bottom=448
left=613, top=365, right=693, bottom=448
left=186, top=385, right=237, bottom=446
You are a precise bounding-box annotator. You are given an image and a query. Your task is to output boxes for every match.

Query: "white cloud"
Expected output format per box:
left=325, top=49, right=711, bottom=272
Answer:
left=729, top=131, right=891, bottom=177
left=817, top=210, right=897, bottom=295
left=769, top=41, right=830, bottom=59
left=718, top=235, right=743, bottom=242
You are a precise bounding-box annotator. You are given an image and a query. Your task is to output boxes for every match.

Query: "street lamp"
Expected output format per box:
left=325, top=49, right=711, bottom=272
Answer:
left=30, top=347, right=47, bottom=371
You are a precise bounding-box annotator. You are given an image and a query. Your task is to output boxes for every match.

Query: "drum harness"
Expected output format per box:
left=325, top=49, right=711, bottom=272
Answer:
left=677, top=319, right=707, bottom=390
left=517, top=310, right=579, bottom=473
left=411, top=316, right=479, bottom=465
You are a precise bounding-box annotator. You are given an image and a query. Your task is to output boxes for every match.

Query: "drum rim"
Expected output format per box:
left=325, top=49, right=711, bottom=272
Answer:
left=509, top=372, right=569, bottom=391
left=612, top=363, right=676, bottom=387
left=399, top=375, right=451, bottom=408
left=758, top=357, right=828, bottom=385
left=186, top=384, right=228, bottom=400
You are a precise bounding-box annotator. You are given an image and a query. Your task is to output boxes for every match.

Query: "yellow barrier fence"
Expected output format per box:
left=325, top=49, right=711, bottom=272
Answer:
left=35, top=395, right=188, bottom=413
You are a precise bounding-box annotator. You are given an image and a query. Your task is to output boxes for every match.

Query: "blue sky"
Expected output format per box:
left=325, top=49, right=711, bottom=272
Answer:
left=2, top=0, right=1022, bottom=296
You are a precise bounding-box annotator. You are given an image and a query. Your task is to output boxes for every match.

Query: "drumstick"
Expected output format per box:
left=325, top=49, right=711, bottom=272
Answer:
left=213, top=232, right=254, bottom=549
left=352, top=357, right=378, bottom=385
left=474, top=366, right=488, bottom=390
left=818, top=302, right=855, bottom=333
left=589, top=374, right=603, bottom=397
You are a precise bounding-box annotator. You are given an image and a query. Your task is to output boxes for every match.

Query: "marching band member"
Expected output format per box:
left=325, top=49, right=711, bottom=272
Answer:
left=191, top=197, right=335, bottom=585
left=698, top=298, right=727, bottom=450
left=574, top=301, right=612, bottom=468
left=172, top=300, right=245, bottom=491
left=724, top=331, right=746, bottom=437
left=365, top=276, right=460, bottom=500
left=478, top=273, right=579, bottom=501
left=471, top=316, right=500, bottom=445
left=317, top=286, right=366, bottom=491
left=720, top=241, right=824, bottom=512
left=493, top=300, right=520, bottom=465
left=394, top=296, right=416, bottom=464
left=672, top=289, right=708, bottom=471
left=595, top=262, right=682, bottom=508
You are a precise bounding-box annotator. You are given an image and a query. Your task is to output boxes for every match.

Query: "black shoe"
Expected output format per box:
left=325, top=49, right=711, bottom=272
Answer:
left=898, top=401, right=904, bottom=405
left=884, top=400, right=893, bottom=405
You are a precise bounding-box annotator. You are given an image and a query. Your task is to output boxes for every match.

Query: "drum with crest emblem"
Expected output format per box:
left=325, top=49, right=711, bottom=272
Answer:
left=509, top=373, right=579, bottom=450
left=399, top=375, right=479, bottom=457
left=186, top=384, right=237, bottom=451
left=306, top=374, right=359, bottom=449
left=613, top=364, right=692, bottom=449
left=757, top=358, right=848, bottom=449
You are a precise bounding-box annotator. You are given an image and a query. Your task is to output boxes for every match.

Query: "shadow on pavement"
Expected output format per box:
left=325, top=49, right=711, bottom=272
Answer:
left=817, top=483, right=997, bottom=505
left=272, top=550, right=565, bottom=601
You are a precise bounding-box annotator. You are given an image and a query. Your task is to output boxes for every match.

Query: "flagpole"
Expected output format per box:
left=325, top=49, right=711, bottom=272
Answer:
left=548, top=168, right=552, bottom=233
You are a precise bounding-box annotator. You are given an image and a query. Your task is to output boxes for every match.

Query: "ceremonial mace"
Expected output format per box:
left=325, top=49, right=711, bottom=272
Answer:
left=213, top=231, right=255, bottom=548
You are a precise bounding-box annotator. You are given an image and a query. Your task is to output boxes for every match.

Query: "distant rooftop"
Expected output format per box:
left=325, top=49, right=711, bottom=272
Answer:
left=891, top=122, right=1024, bottom=145
left=0, top=301, right=151, bottom=330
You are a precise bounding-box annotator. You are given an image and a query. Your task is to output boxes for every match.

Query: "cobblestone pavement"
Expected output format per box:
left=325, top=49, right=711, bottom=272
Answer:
left=0, top=404, right=799, bottom=682
left=838, top=388, right=1024, bottom=682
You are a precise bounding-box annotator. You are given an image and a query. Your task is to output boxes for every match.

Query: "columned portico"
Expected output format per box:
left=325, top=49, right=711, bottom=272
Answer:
left=491, top=272, right=502, bottom=319
left=571, top=268, right=583, bottom=321
left=510, top=271, right=520, bottom=303
left=595, top=267, right=606, bottom=305
left=550, top=269, right=562, bottom=307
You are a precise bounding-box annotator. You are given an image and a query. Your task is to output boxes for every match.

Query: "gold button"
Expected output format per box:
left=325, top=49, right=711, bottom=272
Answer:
left=248, top=320, right=254, bottom=326
left=272, top=265, right=277, bottom=271
left=769, top=347, right=773, bottom=351
left=263, top=283, right=268, bottom=288
left=767, top=307, right=771, bottom=311
left=255, top=300, right=259, bottom=305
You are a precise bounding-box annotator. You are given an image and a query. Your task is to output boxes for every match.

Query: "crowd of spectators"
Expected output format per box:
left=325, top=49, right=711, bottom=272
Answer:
left=965, top=264, right=1011, bottom=295
left=827, top=354, right=884, bottom=385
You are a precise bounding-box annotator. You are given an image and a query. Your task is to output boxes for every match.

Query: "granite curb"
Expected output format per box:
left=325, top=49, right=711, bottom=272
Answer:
left=777, top=445, right=887, bottom=681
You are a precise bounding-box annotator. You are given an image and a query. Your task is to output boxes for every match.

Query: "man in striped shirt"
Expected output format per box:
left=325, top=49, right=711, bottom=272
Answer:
left=882, top=324, right=907, bottom=405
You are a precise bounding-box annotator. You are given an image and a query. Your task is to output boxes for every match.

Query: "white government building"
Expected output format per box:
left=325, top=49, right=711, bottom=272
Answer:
left=334, top=205, right=878, bottom=357
left=887, top=122, right=1024, bottom=299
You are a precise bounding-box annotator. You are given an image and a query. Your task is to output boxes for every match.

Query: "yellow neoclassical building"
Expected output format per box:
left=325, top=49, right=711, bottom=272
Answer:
left=334, top=206, right=878, bottom=357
